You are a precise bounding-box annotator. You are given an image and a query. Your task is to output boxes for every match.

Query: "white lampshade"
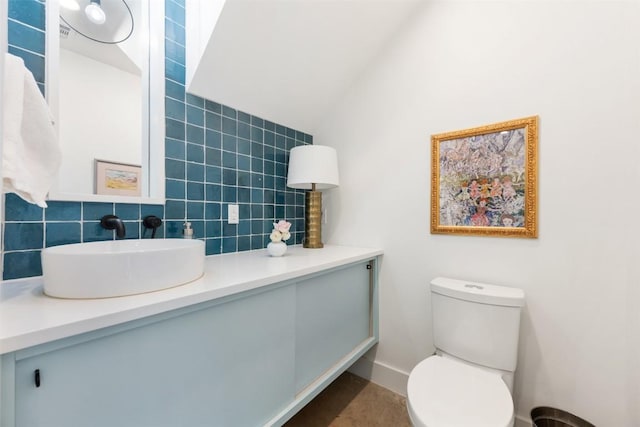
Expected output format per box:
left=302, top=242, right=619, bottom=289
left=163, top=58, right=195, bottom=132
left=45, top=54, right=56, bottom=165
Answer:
left=287, top=145, right=339, bottom=190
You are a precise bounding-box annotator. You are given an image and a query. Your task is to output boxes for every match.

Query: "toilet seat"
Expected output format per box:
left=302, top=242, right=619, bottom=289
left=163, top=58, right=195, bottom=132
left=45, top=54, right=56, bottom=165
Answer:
left=407, top=356, right=514, bottom=427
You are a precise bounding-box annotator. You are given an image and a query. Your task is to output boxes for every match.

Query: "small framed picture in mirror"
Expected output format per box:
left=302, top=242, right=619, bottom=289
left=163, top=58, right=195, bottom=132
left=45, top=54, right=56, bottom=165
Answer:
left=95, top=159, right=142, bottom=197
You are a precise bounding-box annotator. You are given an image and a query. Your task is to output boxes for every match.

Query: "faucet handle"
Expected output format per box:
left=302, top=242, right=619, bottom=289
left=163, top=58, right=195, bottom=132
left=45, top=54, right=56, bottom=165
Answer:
left=142, top=215, right=163, bottom=238
left=100, top=215, right=126, bottom=239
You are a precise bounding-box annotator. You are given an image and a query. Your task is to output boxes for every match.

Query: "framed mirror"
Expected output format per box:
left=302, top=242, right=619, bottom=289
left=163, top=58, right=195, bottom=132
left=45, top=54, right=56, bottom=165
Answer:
left=46, top=0, right=165, bottom=204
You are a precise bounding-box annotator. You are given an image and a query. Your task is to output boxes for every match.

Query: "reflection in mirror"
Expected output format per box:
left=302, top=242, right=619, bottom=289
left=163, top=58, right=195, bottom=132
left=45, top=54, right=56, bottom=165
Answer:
left=47, top=0, right=165, bottom=203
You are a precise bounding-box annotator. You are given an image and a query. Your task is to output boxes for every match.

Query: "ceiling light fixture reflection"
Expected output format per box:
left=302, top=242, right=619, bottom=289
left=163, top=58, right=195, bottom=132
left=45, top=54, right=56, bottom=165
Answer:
left=85, top=0, right=106, bottom=25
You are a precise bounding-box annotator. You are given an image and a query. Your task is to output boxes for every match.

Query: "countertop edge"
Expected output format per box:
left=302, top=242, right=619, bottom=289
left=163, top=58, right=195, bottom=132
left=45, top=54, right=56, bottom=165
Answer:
left=0, top=245, right=383, bottom=354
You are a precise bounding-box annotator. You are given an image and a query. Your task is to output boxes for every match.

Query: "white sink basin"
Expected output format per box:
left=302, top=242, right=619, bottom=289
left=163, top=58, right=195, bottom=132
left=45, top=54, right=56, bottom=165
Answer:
left=42, top=239, right=205, bottom=299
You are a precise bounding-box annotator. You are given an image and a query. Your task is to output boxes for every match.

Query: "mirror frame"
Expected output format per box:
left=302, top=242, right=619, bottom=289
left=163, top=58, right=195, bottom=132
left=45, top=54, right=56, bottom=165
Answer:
left=46, top=0, right=165, bottom=204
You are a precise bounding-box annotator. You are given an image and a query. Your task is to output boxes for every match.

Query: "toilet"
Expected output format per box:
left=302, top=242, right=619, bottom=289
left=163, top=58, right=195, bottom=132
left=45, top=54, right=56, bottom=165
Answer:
left=407, top=277, right=525, bottom=427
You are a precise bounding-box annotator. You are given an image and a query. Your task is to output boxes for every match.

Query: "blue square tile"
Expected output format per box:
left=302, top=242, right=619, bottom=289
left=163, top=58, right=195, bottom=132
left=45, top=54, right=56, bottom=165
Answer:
left=166, top=118, right=185, bottom=140
left=165, top=220, right=183, bottom=239
left=251, top=235, right=266, bottom=250
left=166, top=179, right=186, bottom=199
left=275, top=124, right=286, bottom=135
left=186, top=93, right=204, bottom=107
left=187, top=143, right=205, bottom=163
left=205, top=100, right=221, bottom=113
left=165, top=97, right=185, bottom=121
left=206, top=238, right=222, bottom=255
left=264, top=175, right=275, bottom=189
left=251, top=126, right=263, bottom=143
left=275, top=205, right=285, bottom=218
left=187, top=124, right=204, bottom=145
left=223, top=186, right=237, bottom=203
left=238, top=122, right=251, bottom=139
left=83, top=202, right=114, bottom=221
left=264, top=160, right=275, bottom=175
left=45, top=201, right=81, bottom=221
left=206, top=220, right=222, bottom=237
left=286, top=128, right=296, bottom=138
left=5, top=193, right=43, bottom=221
left=286, top=137, right=296, bottom=151
left=262, top=219, right=274, bottom=233
left=238, top=236, right=251, bottom=251
left=239, top=204, right=250, bottom=219
left=206, top=184, right=222, bottom=201
left=45, top=222, right=81, bottom=247
left=251, top=219, right=263, bottom=234
left=222, top=105, right=236, bottom=118
left=190, top=220, right=204, bottom=239
left=251, top=204, right=263, bottom=218
left=187, top=182, right=205, bottom=200
left=83, top=222, right=113, bottom=242
left=8, top=20, right=44, bottom=55
left=123, top=221, right=141, bottom=239
left=237, top=172, right=250, bottom=187
left=251, top=116, right=264, bottom=128
left=206, top=130, right=222, bottom=149
left=223, top=134, right=237, bottom=153
left=238, top=155, right=250, bottom=172
left=264, top=205, right=275, bottom=218
left=187, top=162, right=205, bottom=182
left=275, top=134, right=286, bottom=150
left=3, top=250, right=42, bottom=280
left=251, top=142, right=264, bottom=158
left=205, top=112, right=221, bottom=131
left=264, top=145, right=275, bottom=161
left=115, top=204, right=140, bottom=220
left=264, top=121, right=275, bottom=132
left=165, top=58, right=186, bottom=84
left=237, top=139, right=251, bottom=156
left=251, top=157, right=264, bottom=173
left=264, top=131, right=275, bottom=146
left=252, top=189, right=264, bottom=204
left=222, top=169, right=236, bottom=186
left=223, top=223, right=237, bottom=237
left=166, top=158, right=186, bottom=179
left=9, top=0, right=45, bottom=29
left=206, top=165, right=222, bottom=183
left=186, top=199, right=203, bottom=219
left=238, top=188, right=251, bottom=203
left=187, top=105, right=204, bottom=127
left=222, top=151, right=237, bottom=169
left=252, top=173, right=265, bottom=188
left=165, top=79, right=185, bottom=101
left=206, top=203, right=221, bottom=220
left=4, top=223, right=43, bottom=250
left=141, top=204, right=165, bottom=219
left=166, top=138, right=185, bottom=160
left=222, top=117, right=236, bottom=135
left=237, top=111, right=251, bottom=123
left=165, top=200, right=185, bottom=219
left=206, top=148, right=222, bottom=167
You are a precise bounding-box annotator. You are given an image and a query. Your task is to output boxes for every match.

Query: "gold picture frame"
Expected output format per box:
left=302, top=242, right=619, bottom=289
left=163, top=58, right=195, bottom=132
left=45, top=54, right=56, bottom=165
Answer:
left=431, top=116, right=538, bottom=238
left=94, top=159, right=142, bottom=197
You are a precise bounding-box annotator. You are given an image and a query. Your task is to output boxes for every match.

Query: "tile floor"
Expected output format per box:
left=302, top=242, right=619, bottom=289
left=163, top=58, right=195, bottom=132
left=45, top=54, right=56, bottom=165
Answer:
left=285, top=372, right=412, bottom=427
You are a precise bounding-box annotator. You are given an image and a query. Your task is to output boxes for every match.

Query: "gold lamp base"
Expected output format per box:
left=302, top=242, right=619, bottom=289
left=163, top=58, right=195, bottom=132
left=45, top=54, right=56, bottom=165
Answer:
left=304, top=190, right=323, bottom=248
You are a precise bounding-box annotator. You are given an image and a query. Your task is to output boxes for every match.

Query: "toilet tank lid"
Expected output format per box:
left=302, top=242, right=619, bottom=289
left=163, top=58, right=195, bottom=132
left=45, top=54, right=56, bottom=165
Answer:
left=431, top=277, right=525, bottom=307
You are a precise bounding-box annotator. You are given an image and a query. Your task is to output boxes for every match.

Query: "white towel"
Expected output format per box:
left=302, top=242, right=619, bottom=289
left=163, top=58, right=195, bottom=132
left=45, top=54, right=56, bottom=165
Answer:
left=2, top=53, right=61, bottom=208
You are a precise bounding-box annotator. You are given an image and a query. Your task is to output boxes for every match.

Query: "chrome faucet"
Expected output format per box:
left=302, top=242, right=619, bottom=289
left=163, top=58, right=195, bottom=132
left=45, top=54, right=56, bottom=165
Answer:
left=100, top=215, right=126, bottom=239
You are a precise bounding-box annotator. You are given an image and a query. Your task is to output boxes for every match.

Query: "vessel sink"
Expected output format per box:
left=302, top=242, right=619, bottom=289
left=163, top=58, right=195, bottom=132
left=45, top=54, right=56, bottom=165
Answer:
left=42, top=239, right=205, bottom=299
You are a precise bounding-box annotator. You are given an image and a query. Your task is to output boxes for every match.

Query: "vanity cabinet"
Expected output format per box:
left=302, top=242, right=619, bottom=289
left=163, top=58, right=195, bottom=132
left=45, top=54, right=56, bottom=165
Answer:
left=1, top=257, right=378, bottom=427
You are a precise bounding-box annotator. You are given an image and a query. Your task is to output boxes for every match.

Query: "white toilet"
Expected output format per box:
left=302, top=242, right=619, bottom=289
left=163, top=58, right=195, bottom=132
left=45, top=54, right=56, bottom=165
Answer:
left=407, top=277, right=525, bottom=427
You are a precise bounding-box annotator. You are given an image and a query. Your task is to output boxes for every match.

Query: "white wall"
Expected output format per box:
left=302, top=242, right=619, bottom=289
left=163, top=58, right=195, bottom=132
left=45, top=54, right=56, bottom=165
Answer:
left=58, top=49, right=141, bottom=194
left=316, top=1, right=640, bottom=425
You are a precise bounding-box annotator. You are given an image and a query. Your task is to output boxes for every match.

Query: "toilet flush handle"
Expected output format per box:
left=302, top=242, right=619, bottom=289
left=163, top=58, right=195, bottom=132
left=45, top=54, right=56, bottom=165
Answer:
left=464, top=284, right=484, bottom=290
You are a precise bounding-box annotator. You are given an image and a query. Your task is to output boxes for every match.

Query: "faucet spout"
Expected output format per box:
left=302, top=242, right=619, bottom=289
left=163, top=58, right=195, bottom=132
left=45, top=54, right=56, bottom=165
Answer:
left=100, top=215, right=126, bottom=239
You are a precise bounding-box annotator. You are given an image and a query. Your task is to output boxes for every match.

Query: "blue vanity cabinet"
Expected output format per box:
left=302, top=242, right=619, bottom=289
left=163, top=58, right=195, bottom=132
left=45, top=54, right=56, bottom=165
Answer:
left=1, top=257, right=379, bottom=427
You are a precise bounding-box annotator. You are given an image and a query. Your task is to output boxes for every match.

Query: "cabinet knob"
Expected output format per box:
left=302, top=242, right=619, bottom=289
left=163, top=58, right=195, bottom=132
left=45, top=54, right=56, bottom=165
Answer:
left=34, top=369, right=41, bottom=388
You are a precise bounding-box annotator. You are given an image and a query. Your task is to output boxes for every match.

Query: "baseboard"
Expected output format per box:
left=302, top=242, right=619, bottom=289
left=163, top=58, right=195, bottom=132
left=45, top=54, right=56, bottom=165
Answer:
left=514, top=413, right=532, bottom=427
left=348, top=356, right=410, bottom=397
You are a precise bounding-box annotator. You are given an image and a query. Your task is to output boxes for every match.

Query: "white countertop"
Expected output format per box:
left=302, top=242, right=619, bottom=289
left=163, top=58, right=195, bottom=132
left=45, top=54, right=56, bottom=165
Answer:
left=0, top=245, right=382, bottom=355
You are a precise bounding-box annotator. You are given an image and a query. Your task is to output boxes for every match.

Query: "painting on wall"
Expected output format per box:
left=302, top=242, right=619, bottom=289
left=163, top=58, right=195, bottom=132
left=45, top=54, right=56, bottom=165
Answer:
left=430, top=116, right=538, bottom=238
left=95, top=159, right=142, bottom=197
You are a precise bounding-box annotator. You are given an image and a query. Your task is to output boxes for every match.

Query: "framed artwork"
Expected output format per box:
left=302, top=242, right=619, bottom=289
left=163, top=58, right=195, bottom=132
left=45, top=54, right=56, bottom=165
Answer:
left=94, top=159, right=142, bottom=197
left=431, top=116, right=538, bottom=238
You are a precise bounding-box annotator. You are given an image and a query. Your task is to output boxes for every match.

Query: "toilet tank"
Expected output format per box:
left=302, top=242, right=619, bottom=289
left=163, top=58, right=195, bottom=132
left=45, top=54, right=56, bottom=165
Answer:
left=431, top=277, right=525, bottom=372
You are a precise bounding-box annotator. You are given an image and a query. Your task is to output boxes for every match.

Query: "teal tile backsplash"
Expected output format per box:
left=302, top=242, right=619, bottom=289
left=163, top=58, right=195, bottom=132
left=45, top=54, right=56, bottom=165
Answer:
left=3, top=0, right=309, bottom=280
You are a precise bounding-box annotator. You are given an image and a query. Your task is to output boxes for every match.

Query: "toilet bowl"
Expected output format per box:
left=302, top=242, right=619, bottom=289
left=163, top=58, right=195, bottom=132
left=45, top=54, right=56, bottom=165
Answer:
left=406, top=277, right=525, bottom=427
left=407, top=355, right=514, bottom=427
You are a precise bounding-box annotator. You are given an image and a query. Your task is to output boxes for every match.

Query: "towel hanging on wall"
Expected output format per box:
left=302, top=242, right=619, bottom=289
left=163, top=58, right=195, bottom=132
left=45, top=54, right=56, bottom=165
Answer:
left=2, top=53, right=61, bottom=208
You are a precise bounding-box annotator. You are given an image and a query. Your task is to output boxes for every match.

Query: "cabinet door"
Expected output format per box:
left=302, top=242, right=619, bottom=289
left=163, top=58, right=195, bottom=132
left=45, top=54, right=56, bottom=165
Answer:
left=295, top=262, right=371, bottom=392
left=14, top=285, right=296, bottom=427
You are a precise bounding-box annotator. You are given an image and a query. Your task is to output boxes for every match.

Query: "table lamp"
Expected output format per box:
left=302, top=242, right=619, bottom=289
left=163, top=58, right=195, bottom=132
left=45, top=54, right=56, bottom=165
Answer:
left=287, top=145, right=339, bottom=248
